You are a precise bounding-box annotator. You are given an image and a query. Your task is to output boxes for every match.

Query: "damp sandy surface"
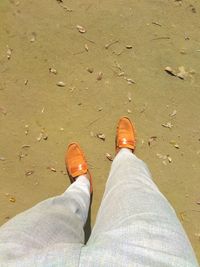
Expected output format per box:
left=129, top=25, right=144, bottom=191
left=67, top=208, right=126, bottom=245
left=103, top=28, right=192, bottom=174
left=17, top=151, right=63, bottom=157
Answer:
left=0, top=0, right=200, bottom=262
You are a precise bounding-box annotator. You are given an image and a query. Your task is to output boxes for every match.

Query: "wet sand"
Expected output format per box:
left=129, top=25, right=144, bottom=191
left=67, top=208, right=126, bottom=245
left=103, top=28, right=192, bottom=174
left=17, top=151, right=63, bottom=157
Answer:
left=0, top=0, right=200, bottom=262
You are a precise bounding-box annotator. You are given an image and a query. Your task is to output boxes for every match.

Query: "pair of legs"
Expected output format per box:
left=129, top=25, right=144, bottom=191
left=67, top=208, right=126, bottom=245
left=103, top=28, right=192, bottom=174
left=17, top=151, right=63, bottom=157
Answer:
left=0, top=118, right=198, bottom=266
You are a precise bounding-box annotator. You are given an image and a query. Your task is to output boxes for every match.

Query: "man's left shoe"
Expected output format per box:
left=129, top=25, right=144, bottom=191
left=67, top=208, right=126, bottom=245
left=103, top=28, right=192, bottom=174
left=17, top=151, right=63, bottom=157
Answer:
left=65, top=142, right=92, bottom=193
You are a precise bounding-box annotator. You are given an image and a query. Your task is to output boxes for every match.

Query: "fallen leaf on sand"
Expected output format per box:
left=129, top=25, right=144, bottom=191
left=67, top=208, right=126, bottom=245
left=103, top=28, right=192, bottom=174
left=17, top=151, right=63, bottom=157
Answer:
left=148, top=136, right=157, bottom=146
left=156, top=153, right=172, bottom=165
left=156, top=153, right=167, bottom=160
left=25, top=170, right=34, bottom=176
left=97, top=133, right=105, bottom=141
left=106, top=153, right=113, bottom=161
left=167, top=155, right=172, bottom=163
left=126, top=45, right=133, bottom=49
left=128, top=92, right=132, bottom=102
left=84, top=44, right=89, bottom=52
left=125, top=78, right=136, bottom=84
left=165, top=66, right=176, bottom=76
left=49, top=68, right=57, bottom=74
left=97, top=72, right=103, bottom=80
left=9, top=197, right=16, bottom=203
left=105, top=40, right=119, bottom=49
left=165, top=66, right=191, bottom=80
left=56, top=81, right=66, bottom=87
left=87, top=67, right=94, bottom=73
left=37, top=133, right=43, bottom=141
left=21, top=145, right=31, bottom=149
left=170, top=140, right=180, bottom=149
left=30, top=32, right=36, bottom=43
left=169, top=110, right=177, bottom=117
left=76, top=25, right=86, bottom=33
left=196, top=200, right=200, bottom=205
left=180, top=211, right=186, bottom=221
left=7, top=46, right=12, bottom=60
left=25, top=125, right=29, bottom=135
left=47, top=166, right=57, bottom=172
left=176, top=66, right=188, bottom=80
left=162, top=122, right=173, bottom=129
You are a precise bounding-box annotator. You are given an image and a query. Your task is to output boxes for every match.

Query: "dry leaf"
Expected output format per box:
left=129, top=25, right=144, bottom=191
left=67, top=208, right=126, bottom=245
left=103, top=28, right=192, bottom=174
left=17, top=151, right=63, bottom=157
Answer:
left=76, top=25, right=86, bottom=33
left=97, top=72, right=103, bottom=81
left=169, top=140, right=180, bottom=149
left=105, top=40, right=119, bottom=49
left=87, top=67, right=94, bottom=73
left=37, top=132, right=43, bottom=141
left=106, top=153, right=113, bottom=161
left=165, top=66, right=176, bottom=76
left=126, top=78, right=136, bottom=84
left=162, top=122, right=173, bottom=129
left=25, top=170, right=34, bottom=176
left=30, top=32, right=36, bottom=43
left=128, top=92, right=132, bottom=102
left=21, top=145, right=31, bottom=149
left=9, top=197, right=16, bottom=203
left=177, top=66, right=188, bottom=80
left=169, top=110, right=177, bottom=117
left=118, top=72, right=125, bottom=77
left=7, top=46, right=12, bottom=60
left=148, top=136, right=157, bottom=146
left=156, top=153, right=167, bottom=160
left=47, top=166, right=56, bottom=172
left=180, top=211, right=186, bottom=221
left=126, top=45, right=133, bottom=49
left=84, top=44, right=89, bottom=52
left=56, top=81, right=66, bottom=87
left=25, top=124, right=29, bottom=135
left=167, top=155, right=172, bottom=163
left=43, top=133, right=48, bottom=140
left=97, top=133, right=105, bottom=141
left=49, top=68, right=57, bottom=74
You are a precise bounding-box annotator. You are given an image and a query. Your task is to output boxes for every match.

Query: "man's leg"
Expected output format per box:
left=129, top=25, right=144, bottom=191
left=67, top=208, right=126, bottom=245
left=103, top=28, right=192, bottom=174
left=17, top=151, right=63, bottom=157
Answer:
left=0, top=175, right=90, bottom=261
left=85, top=149, right=198, bottom=267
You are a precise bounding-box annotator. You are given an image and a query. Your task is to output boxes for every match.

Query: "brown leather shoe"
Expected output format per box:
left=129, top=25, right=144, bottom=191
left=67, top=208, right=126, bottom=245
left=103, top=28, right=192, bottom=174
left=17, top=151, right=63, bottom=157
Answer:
left=65, top=142, right=92, bottom=193
left=116, top=117, right=136, bottom=153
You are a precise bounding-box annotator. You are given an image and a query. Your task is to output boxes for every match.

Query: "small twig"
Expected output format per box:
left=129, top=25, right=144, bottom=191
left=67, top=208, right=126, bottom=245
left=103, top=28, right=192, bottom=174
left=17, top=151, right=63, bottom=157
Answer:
left=152, top=36, right=170, bottom=41
left=82, top=36, right=96, bottom=44
left=191, top=210, right=200, bottom=213
left=73, top=50, right=85, bottom=55
left=57, top=0, right=73, bottom=12
left=105, top=40, right=119, bottom=49
left=112, top=49, right=124, bottom=56
left=152, top=21, right=162, bottom=27
left=87, top=117, right=102, bottom=127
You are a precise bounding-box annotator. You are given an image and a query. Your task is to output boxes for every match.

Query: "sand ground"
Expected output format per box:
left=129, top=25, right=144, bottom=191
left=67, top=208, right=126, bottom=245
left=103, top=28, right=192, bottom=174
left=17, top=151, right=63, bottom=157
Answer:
left=0, top=0, right=200, bottom=262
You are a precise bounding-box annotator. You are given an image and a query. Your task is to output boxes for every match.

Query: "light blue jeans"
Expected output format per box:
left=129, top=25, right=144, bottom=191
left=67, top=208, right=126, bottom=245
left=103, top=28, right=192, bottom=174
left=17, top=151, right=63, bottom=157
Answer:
left=0, top=149, right=198, bottom=267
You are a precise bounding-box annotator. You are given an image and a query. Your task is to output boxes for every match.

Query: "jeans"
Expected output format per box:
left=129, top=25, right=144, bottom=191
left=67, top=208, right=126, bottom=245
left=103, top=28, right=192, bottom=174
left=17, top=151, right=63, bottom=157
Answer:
left=0, top=149, right=198, bottom=267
